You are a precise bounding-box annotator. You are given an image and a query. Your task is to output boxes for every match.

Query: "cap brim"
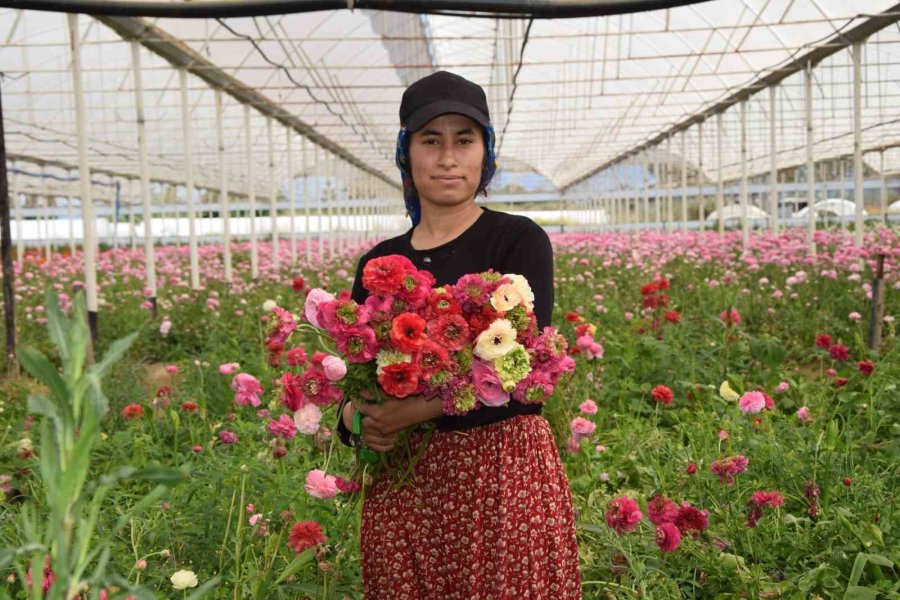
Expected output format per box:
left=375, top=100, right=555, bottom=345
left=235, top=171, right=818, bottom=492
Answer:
left=404, top=100, right=489, bottom=132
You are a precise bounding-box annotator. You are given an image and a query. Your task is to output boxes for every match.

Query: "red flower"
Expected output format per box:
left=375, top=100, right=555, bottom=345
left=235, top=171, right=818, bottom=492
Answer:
left=843, top=477, right=852, bottom=486
left=180, top=401, right=199, bottom=412
left=655, top=522, right=681, bottom=553
left=828, top=344, right=850, bottom=362
left=121, top=403, right=144, bottom=420
left=378, top=362, right=420, bottom=398
left=641, top=282, right=658, bottom=296
left=428, top=314, right=470, bottom=351
left=835, top=377, right=849, bottom=388
left=287, top=520, right=326, bottom=553
left=156, top=386, right=172, bottom=398
left=815, top=333, right=832, bottom=349
left=857, top=360, right=875, bottom=375
left=426, top=287, right=461, bottom=318
left=647, top=495, right=679, bottom=525
left=390, top=313, right=427, bottom=353
left=674, top=502, right=709, bottom=537
left=664, top=310, right=681, bottom=324
left=286, top=347, right=308, bottom=367
left=414, top=340, right=452, bottom=381
left=685, top=463, right=698, bottom=475
left=565, top=311, right=581, bottom=323
left=291, top=276, right=305, bottom=292
left=651, top=385, right=674, bottom=405
left=605, top=497, right=643, bottom=534
left=362, top=255, right=415, bottom=296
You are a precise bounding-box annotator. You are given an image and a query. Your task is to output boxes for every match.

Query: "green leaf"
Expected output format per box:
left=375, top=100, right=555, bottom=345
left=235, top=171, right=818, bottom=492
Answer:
left=43, top=293, right=69, bottom=363
left=864, top=554, right=893, bottom=568
left=57, top=415, right=99, bottom=509
left=848, top=553, right=868, bottom=587
left=274, top=548, right=315, bottom=584
left=843, top=586, right=878, bottom=600
left=113, top=484, right=170, bottom=530
left=90, top=331, right=138, bottom=380
left=17, top=347, right=68, bottom=407
left=185, top=575, right=222, bottom=600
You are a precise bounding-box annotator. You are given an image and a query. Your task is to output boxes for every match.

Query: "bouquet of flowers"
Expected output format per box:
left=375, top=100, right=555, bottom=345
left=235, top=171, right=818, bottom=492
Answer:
left=268, top=254, right=575, bottom=463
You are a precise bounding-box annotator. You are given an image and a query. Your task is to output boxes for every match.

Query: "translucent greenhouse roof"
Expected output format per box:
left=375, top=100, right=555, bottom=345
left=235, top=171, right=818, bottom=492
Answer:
left=2, top=0, right=900, bottom=200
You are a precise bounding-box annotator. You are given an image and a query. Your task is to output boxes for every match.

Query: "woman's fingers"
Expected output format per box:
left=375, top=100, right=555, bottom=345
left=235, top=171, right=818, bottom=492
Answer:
left=362, top=431, right=397, bottom=452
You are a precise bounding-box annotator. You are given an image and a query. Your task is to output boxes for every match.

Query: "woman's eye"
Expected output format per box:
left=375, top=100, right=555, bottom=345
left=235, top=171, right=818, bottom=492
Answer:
left=458, top=138, right=473, bottom=145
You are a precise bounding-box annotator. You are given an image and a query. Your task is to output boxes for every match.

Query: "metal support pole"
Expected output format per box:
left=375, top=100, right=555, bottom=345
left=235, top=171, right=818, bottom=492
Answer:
left=13, top=170, right=24, bottom=270
left=852, top=40, right=864, bottom=247
left=316, top=146, right=325, bottom=262
left=131, top=41, right=157, bottom=307
left=880, top=151, right=887, bottom=223
left=267, top=117, right=279, bottom=270
left=327, top=151, right=335, bottom=259
left=740, top=99, right=749, bottom=251
left=680, top=129, right=687, bottom=229
left=244, top=105, right=258, bottom=278
left=697, top=121, right=705, bottom=231
left=215, top=89, right=232, bottom=283
left=286, top=127, right=296, bottom=267
left=654, top=156, right=662, bottom=230
left=805, top=62, right=816, bottom=255
left=716, top=112, right=724, bottom=235
left=179, top=68, right=200, bottom=290
left=303, top=138, right=311, bottom=265
left=67, top=171, right=76, bottom=256
left=666, top=134, right=673, bottom=231
left=642, top=152, right=649, bottom=230
left=0, top=80, right=18, bottom=370
left=69, top=13, right=99, bottom=342
left=769, top=85, right=778, bottom=235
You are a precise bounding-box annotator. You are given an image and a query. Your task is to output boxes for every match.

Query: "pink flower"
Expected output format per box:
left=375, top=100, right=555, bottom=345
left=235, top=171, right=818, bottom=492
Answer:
left=710, top=455, right=749, bottom=485
left=165, top=365, right=179, bottom=375
left=674, top=502, right=709, bottom=536
left=219, top=362, right=240, bottom=375
left=304, top=289, right=335, bottom=328
left=738, top=391, right=766, bottom=414
left=232, top=373, right=263, bottom=407
left=576, top=335, right=604, bottom=360
left=249, top=513, right=262, bottom=526
left=472, top=359, right=509, bottom=407
left=829, top=344, right=850, bottom=362
left=849, top=311, right=862, bottom=322
left=655, top=522, right=681, bottom=552
left=322, top=356, right=347, bottom=382
left=268, top=414, right=298, bottom=440
left=718, top=429, right=729, bottom=440
left=579, top=399, right=598, bottom=414
left=218, top=430, right=238, bottom=445
left=293, top=404, right=323, bottom=435
left=335, top=476, right=360, bottom=494
left=647, top=495, right=679, bottom=525
left=159, top=318, right=172, bottom=337
left=720, top=308, right=741, bottom=327
left=605, top=497, right=643, bottom=534
left=796, top=406, right=811, bottom=424
left=304, top=469, right=339, bottom=499
left=570, top=417, right=596, bottom=440
left=774, top=381, right=789, bottom=394
left=566, top=435, right=580, bottom=453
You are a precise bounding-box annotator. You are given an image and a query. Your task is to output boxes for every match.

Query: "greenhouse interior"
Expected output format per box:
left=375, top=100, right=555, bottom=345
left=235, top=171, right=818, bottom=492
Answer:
left=1, top=0, right=898, bottom=598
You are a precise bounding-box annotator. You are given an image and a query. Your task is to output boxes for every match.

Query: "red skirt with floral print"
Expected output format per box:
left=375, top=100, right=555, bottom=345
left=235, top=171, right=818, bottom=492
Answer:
left=360, top=414, right=581, bottom=599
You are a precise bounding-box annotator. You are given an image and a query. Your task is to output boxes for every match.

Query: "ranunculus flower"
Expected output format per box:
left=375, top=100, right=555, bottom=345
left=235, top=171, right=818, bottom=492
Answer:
left=796, top=406, right=811, bottom=424
left=651, top=385, right=674, bottom=405
left=474, top=318, right=517, bottom=360
left=268, top=414, right=298, bottom=440
left=294, top=403, right=323, bottom=435
left=579, top=399, right=598, bottom=414
left=655, top=522, right=681, bottom=553
left=232, top=373, right=263, bottom=407
left=647, top=495, right=679, bottom=525
left=738, top=391, right=766, bottom=414
left=121, top=403, right=144, bottom=420
left=390, top=312, right=427, bottom=353
left=829, top=344, right=850, bottom=362
left=378, top=362, right=420, bottom=398
left=288, top=520, right=326, bottom=553
left=774, top=381, right=789, bottom=394
left=218, top=430, right=238, bottom=444
left=219, top=362, right=240, bottom=375
left=170, top=570, right=198, bottom=590
left=322, top=355, right=347, bottom=381
left=304, top=289, right=335, bottom=328
left=471, top=359, right=509, bottom=407
left=570, top=417, right=596, bottom=440
left=605, top=497, right=643, bottom=534
left=490, top=283, right=524, bottom=312
left=304, top=469, right=339, bottom=499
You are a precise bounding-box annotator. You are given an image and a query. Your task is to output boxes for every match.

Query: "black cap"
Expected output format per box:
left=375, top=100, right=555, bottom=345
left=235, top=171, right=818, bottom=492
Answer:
left=399, top=71, right=490, bottom=132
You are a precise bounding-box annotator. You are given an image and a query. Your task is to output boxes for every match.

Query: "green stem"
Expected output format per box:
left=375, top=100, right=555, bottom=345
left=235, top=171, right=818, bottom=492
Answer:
left=233, top=473, right=248, bottom=600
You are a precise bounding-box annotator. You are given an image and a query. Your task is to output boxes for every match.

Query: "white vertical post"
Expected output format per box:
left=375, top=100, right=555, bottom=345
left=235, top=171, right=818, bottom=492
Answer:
left=128, top=183, right=137, bottom=252
left=132, top=41, right=156, bottom=299
left=244, top=105, right=259, bottom=278
left=680, top=130, right=688, bottom=229
left=179, top=68, right=200, bottom=290
left=641, top=152, right=649, bottom=230
left=316, top=146, right=325, bottom=262
left=716, top=112, right=724, bottom=235
left=666, top=135, right=673, bottom=231
left=10, top=170, right=24, bottom=271
left=880, top=151, right=887, bottom=223
left=769, top=86, right=778, bottom=235
left=267, top=117, right=279, bottom=269
left=740, top=99, right=749, bottom=251
left=215, top=89, right=232, bottom=283
left=327, top=152, right=335, bottom=259
left=286, top=127, right=296, bottom=267
left=303, top=138, right=311, bottom=265
left=698, top=120, right=705, bottom=231
left=805, top=62, right=816, bottom=255
left=852, top=40, right=864, bottom=247
left=654, top=157, right=662, bottom=230
left=68, top=13, right=99, bottom=328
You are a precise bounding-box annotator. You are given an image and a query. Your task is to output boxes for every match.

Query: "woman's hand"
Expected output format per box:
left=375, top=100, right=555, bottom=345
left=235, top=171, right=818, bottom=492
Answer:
left=344, top=395, right=443, bottom=452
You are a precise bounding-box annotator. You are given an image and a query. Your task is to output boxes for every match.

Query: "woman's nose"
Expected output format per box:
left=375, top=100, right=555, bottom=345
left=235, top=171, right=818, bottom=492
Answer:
left=438, top=144, right=458, bottom=168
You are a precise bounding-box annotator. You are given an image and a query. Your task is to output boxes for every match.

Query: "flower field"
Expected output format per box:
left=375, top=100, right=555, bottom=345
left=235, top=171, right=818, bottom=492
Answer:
left=1, top=227, right=898, bottom=599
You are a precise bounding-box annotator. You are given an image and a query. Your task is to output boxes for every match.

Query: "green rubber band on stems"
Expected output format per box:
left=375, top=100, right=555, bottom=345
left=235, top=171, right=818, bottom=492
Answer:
left=353, top=408, right=379, bottom=464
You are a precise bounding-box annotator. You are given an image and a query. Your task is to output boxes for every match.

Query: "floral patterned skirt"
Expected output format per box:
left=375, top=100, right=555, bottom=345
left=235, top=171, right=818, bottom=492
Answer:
left=360, top=415, right=581, bottom=599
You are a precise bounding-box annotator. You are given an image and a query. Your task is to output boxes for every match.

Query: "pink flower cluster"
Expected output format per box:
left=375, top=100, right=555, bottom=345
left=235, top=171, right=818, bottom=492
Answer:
left=746, top=490, right=785, bottom=527
left=231, top=373, right=263, bottom=407
left=710, top=454, right=749, bottom=485
left=607, top=494, right=709, bottom=554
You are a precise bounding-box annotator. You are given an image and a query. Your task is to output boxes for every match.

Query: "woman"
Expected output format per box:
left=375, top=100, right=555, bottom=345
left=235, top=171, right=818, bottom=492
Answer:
left=336, top=71, right=581, bottom=599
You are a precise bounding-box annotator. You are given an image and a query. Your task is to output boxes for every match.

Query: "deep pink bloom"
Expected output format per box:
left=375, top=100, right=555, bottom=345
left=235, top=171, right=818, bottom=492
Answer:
left=651, top=385, right=674, bottom=405
left=570, top=417, right=597, bottom=440
left=232, top=373, right=263, bottom=407
left=828, top=344, right=850, bottom=362
left=286, top=347, right=308, bottom=367
left=710, top=455, right=749, bottom=485
left=655, top=522, right=681, bottom=552
left=738, top=391, right=766, bottom=414
left=218, top=430, right=238, bottom=444
left=268, top=414, right=298, bottom=440
left=579, top=399, right=598, bottom=414
left=720, top=308, right=741, bottom=327
left=605, top=497, right=643, bottom=534
left=472, top=359, right=510, bottom=407
left=647, top=495, right=679, bottom=525
left=674, top=502, right=709, bottom=537
left=857, top=360, right=875, bottom=376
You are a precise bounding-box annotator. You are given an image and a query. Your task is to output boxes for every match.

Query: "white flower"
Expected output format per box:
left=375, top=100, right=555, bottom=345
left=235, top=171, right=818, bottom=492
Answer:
left=474, top=319, right=517, bottom=361
left=504, top=274, right=535, bottom=310
left=262, top=299, right=277, bottom=312
left=16, top=438, right=33, bottom=453
left=719, top=380, right=740, bottom=402
left=170, top=569, right=198, bottom=590
left=294, top=404, right=323, bottom=435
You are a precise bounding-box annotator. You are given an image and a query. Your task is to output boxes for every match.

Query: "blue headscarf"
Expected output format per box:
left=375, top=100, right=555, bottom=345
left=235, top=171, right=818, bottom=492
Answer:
left=395, top=124, right=498, bottom=226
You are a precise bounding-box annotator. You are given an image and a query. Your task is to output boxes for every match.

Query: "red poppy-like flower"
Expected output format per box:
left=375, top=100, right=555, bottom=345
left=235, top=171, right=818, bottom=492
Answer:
left=279, top=371, right=306, bottom=411
left=685, top=463, right=698, bottom=475
left=378, top=362, right=420, bottom=398
left=647, top=495, right=679, bottom=525
left=292, top=276, right=306, bottom=292
left=605, top=497, right=643, bottom=534
left=180, top=401, right=199, bottom=412
left=655, top=522, right=681, bottom=553
left=429, top=314, right=470, bottom=351
left=286, top=347, right=308, bottom=367
left=121, top=403, right=144, bottom=420
left=288, top=520, right=326, bottom=553
left=815, top=333, right=832, bottom=349
left=857, top=360, right=875, bottom=375
left=674, top=502, right=709, bottom=537
left=390, top=313, right=427, bottom=353
left=829, top=343, right=850, bottom=362
left=362, top=255, right=415, bottom=296
left=565, top=311, right=581, bottom=323
left=641, top=282, right=658, bottom=296
left=415, top=340, right=452, bottom=381
left=426, top=287, right=461, bottom=318
left=835, top=377, right=849, bottom=388
left=651, top=385, right=674, bottom=405
left=664, top=310, right=681, bottom=324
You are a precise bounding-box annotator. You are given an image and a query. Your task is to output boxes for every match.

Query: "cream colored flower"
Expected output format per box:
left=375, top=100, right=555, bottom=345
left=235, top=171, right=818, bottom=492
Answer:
left=490, top=283, right=525, bottom=312
left=505, top=274, right=535, bottom=310
left=16, top=438, right=32, bottom=453
left=170, top=570, right=199, bottom=590
left=719, top=380, right=740, bottom=402
left=474, top=319, right=518, bottom=361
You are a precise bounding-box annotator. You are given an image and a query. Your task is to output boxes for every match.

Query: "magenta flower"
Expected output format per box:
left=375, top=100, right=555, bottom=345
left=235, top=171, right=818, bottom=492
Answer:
left=570, top=417, right=596, bottom=440
left=218, top=430, right=238, bottom=445
left=605, top=497, right=643, bottom=534
left=738, top=391, right=766, bottom=414
left=232, top=373, right=263, bottom=407
left=655, top=522, right=681, bottom=553
left=268, top=414, right=297, bottom=440
left=471, top=359, right=509, bottom=407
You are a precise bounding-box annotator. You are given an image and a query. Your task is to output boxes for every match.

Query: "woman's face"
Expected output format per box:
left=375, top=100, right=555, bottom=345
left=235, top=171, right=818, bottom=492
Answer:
left=408, top=113, right=485, bottom=210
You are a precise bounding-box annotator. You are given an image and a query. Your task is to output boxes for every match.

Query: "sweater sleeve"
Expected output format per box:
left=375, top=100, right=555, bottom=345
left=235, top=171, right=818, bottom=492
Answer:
left=499, top=219, right=555, bottom=329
